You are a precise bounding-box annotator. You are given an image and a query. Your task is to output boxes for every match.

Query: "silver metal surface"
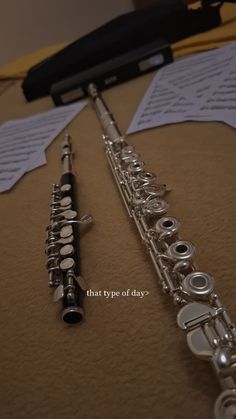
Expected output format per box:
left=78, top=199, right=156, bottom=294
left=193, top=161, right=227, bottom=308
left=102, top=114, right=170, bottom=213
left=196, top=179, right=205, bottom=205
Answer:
left=53, top=284, right=64, bottom=302
left=61, top=210, right=77, bottom=220
left=182, top=271, right=215, bottom=300
left=215, top=389, right=236, bottom=419
left=76, top=276, right=87, bottom=291
left=60, top=244, right=74, bottom=257
left=88, top=84, right=236, bottom=418
left=60, top=196, right=72, bottom=207
left=177, top=302, right=218, bottom=331
left=60, top=257, right=75, bottom=271
left=155, top=216, right=180, bottom=241
left=60, top=225, right=73, bottom=238
left=60, top=184, right=71, bottom=193
left=56, top=235, right=74, bottom=245
left=166, top=240, right=195, bottom=261
left=142, top=198, right=169, bottom=216
left=214, top=347, right=231, bottom=368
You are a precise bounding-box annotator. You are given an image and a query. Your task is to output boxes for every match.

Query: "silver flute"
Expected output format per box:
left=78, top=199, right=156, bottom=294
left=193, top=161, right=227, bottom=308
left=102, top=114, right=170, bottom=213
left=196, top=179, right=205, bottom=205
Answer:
left=45, top=134, right=93, bottom=324
left=87, top=83, right=236, bottom=418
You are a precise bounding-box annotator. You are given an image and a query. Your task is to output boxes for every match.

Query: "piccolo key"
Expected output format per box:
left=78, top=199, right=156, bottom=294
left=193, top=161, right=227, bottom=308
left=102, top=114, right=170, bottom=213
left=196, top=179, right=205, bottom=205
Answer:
left=46, top=134, right=93, bottom=324
left=87, top=83, right=236, bottom=419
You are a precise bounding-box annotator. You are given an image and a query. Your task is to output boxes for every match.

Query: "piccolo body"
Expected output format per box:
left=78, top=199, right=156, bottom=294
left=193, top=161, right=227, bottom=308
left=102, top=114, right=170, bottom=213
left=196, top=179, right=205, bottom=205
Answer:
left=46, top=135, right=92, bottom=324
left=87, top=83, right=236, bottom=418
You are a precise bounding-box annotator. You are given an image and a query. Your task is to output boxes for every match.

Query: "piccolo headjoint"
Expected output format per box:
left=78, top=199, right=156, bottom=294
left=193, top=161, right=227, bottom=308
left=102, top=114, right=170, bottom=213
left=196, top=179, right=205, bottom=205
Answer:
left=45, top=135, right=93, bottom=324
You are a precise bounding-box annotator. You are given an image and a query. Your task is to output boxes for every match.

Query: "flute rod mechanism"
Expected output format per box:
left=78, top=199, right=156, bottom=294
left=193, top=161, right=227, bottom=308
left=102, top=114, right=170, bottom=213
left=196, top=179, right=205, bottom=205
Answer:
left=45, top=134, right=93, bottom=324
left=88, top=84, right=236, bottom=419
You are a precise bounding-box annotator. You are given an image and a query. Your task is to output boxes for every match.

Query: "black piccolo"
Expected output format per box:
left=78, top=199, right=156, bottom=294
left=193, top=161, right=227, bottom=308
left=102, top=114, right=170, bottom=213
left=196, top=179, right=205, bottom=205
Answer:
left=46, top=134, right=93, bottom=324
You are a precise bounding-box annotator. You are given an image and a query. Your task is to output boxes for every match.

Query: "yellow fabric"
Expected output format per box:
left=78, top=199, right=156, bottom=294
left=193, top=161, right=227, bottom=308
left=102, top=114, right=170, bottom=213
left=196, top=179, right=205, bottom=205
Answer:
left=173, top=3, right=236, bottom=58
left=0, top=3, right=235, bottom=80
left=0, top=43, right=67, bottom=79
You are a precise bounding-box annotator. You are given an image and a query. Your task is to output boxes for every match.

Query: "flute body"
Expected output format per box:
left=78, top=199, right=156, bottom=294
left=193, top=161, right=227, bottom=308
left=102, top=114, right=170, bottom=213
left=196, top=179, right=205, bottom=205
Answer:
left=87, top=83, right=236, bottom=418
left=46, top=135, right=92, bottom=324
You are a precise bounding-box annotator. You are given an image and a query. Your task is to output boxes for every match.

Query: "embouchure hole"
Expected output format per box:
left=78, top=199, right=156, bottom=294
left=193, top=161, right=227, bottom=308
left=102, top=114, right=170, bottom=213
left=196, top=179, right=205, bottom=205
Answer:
left=162, top=220, right=173, bottom=228
left=176, top=244, right=188, bottom=253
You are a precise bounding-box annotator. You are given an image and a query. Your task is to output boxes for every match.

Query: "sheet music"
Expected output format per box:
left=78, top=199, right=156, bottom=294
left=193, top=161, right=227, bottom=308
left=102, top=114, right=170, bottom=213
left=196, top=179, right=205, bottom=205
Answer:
left=0, top=101, right=87, bottom=192
left=127, top=42, right=236, bottom=134
left=27, top=152, right=47, bottom=172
